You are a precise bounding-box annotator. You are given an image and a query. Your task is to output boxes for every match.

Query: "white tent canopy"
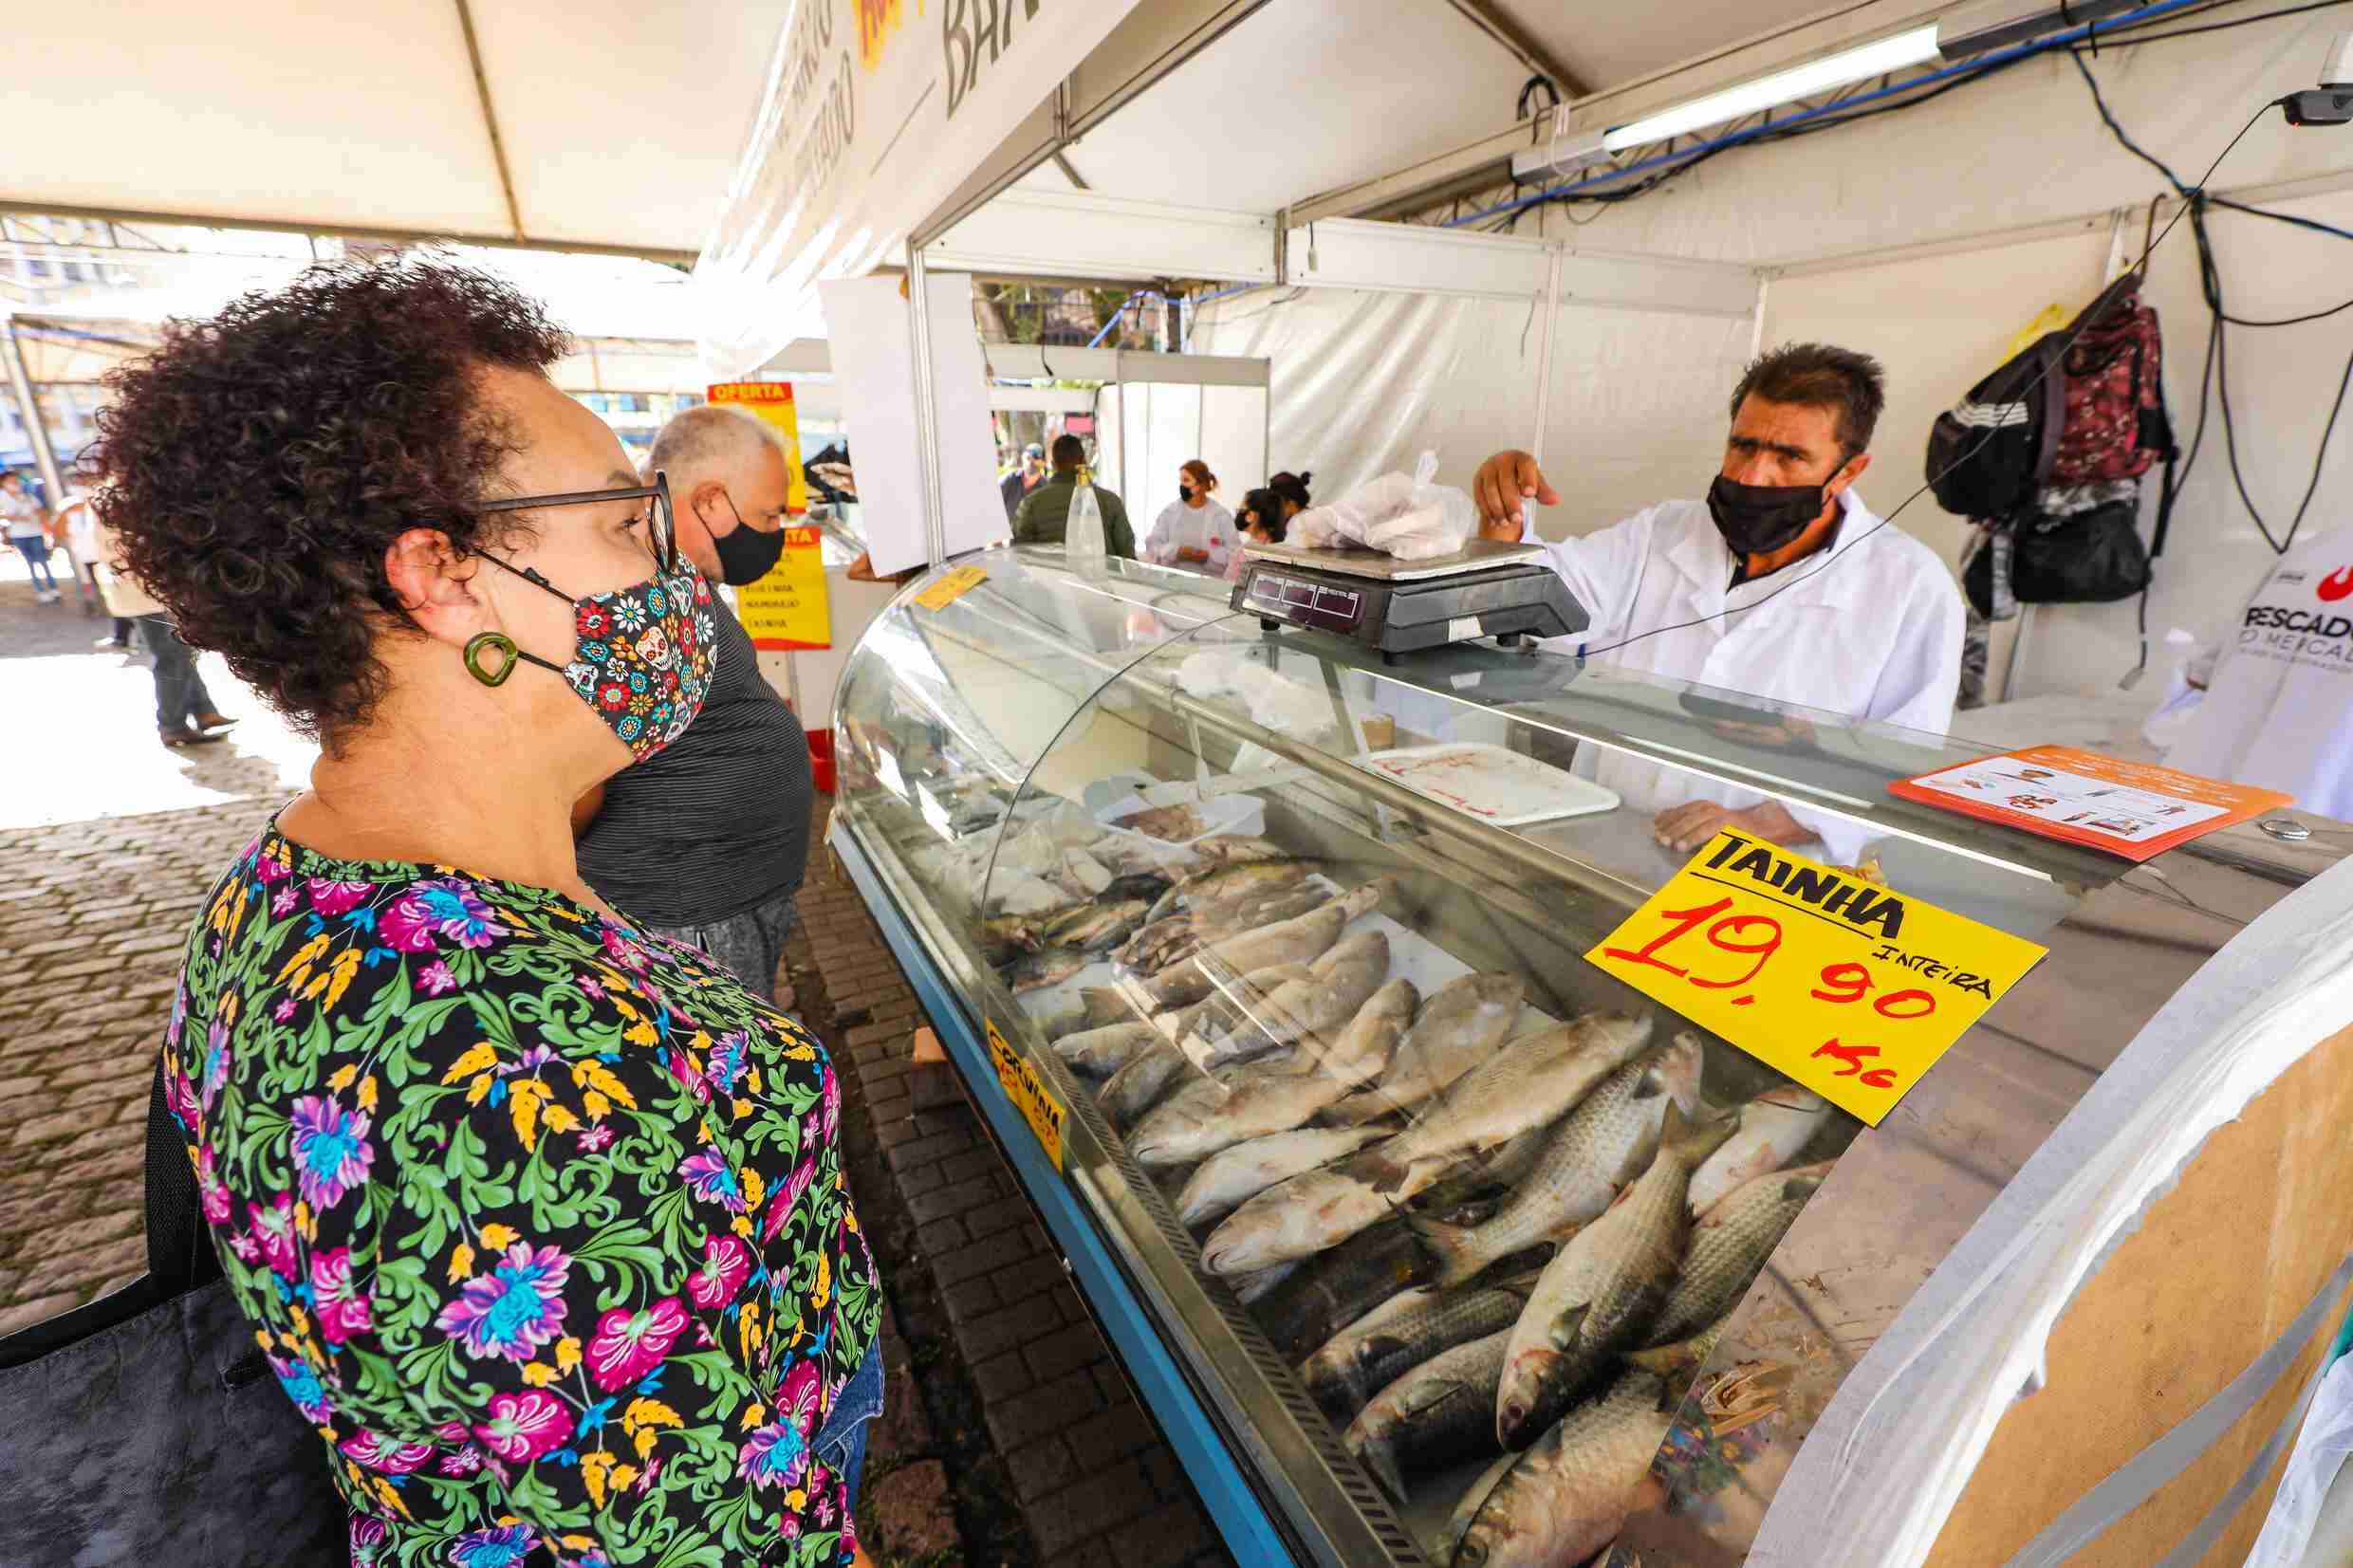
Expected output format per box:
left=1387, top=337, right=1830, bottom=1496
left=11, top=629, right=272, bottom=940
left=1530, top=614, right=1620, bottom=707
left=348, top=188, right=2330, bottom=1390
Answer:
left=7, top=0, right=792, bottom=261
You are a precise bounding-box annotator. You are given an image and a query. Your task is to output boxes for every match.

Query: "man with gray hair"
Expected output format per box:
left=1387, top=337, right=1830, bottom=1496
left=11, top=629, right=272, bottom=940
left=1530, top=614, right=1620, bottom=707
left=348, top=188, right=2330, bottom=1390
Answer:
left=574, top=402, right=814, bottom=1005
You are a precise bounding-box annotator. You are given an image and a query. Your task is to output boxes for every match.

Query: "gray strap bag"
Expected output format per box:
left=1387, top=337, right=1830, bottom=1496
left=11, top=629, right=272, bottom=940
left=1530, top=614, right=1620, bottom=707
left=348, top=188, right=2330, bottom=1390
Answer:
left=0, top=1056, right=346, bottom=1561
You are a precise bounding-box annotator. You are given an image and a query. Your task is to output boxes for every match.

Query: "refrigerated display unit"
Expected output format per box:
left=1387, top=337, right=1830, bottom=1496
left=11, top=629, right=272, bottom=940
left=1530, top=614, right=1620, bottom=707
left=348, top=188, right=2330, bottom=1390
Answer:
left=824, top=545, right=2353, bottom=1568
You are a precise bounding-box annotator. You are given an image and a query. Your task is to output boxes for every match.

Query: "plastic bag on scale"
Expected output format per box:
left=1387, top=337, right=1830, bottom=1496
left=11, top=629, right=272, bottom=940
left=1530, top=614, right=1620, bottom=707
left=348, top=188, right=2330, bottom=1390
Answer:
left=1290, top=452, right=1476, bottom=562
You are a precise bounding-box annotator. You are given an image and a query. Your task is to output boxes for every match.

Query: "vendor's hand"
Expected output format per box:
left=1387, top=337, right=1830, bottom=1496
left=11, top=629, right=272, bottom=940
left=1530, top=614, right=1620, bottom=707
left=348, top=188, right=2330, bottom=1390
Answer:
left=1474, top=450, right=1560, bottom=540
left=1652, top=800, right=1814, bottom=855
left=1176, top=546, right=1209, bottom=563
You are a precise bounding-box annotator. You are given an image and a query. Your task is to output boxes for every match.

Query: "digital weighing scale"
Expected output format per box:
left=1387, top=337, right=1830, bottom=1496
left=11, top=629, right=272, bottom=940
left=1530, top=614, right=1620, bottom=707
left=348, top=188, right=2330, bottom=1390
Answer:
left=1231, top=538, right=1588, bottom=662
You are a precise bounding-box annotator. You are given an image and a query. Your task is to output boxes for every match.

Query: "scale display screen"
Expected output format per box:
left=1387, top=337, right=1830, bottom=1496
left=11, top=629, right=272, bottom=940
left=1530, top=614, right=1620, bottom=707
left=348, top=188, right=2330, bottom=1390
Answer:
left=1244, top=570, right=1362, bottom=635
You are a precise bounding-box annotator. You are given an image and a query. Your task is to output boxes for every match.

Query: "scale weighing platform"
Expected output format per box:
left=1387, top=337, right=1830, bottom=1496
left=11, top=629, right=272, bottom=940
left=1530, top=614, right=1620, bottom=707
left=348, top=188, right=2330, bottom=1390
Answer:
left=1231, top=539, right=1588, bottom=662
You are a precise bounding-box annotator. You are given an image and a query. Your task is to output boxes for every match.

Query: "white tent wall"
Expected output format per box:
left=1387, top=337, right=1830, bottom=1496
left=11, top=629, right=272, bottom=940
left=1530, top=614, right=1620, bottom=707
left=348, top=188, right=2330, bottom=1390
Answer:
left=1200, top=7, right=2353, bottom=702
left=1087, top=380, right=1270, bottom=538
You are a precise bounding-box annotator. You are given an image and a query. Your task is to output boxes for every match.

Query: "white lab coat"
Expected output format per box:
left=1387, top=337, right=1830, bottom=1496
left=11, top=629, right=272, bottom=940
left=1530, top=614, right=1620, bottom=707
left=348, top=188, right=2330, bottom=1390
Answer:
left=1144, top=496, right=1237, bottom=572
left=2164, top=527, right=2353, bottom=819
left=1537, top=488, right=1965, bottom=861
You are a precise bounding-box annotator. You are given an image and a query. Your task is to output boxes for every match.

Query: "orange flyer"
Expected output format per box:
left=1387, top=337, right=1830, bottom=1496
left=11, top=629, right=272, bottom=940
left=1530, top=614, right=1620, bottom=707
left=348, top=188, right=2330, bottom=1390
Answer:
left=1889, top=745, right=2290, bottom=861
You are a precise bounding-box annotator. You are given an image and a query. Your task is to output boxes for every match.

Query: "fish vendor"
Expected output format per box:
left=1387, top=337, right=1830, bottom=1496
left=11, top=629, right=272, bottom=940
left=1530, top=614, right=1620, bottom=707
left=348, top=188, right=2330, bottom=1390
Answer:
left=1473, top=343, right=1965, bottom=861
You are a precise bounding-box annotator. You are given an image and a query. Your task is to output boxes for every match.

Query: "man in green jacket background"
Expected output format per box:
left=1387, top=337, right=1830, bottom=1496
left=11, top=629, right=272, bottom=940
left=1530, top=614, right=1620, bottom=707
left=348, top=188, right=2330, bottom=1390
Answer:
left=1011, top=434, right=1136, bottom=558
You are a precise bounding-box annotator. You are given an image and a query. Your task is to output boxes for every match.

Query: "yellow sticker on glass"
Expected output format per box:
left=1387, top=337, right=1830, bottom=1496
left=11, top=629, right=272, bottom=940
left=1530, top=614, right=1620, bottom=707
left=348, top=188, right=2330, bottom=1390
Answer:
left=1585, top=830, right=2047, bottom=1125
left=985, top=1017, right=1065, bottom=1171
left=913, top=564, right=988, bottom=612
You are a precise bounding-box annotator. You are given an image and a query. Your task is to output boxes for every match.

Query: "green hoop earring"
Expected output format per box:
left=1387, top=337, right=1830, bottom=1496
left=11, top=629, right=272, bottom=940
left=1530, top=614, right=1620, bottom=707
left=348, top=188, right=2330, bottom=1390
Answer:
left=463, top=632, right=520, bottom=687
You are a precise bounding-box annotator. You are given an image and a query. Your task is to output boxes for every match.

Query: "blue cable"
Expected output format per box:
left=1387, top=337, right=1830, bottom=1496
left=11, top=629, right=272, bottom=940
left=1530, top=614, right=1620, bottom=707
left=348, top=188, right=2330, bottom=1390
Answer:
left=1441, top=0, right=2215, bottom=230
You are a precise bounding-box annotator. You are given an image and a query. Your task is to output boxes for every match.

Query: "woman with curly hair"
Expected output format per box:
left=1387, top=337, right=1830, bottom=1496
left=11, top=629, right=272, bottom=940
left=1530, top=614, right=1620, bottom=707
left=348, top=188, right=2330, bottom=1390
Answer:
left=94, top=261, right=881, bottom=1567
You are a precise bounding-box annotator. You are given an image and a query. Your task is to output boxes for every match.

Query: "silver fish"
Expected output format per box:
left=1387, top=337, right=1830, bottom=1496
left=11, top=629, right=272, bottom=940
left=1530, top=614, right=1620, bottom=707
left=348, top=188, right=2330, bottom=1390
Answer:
left=1423, top=1036, right=1705, bottom=1288
left=1184, top=834, right=1291, bottom=869
left=1361, top=1012, right=1656, bottom=1191
left=1623, top=1316, right=1729, bottom=1381
left=1410, top=1122, right=1557, bottom=1219
left=1034, top=987, right=1135, bottom=1042
left=1684, top=1084, right=1834, bottom=1217
left=1302, top=1274, right=1537, bottom=1421
left=1131, top=1058, right=1362, bottom=1169
left=1051, top=1021, right=1165, bottom=1079
left=1116, top=911, right=1196, bottom=972
left=1251, top=1218, right=1440, bottom=1359
left=1365, top=971, right=1529, bottom=1111
left=977, top=915, right=1043, bottom=966
left=1042, top=897, right=1151, bottom=954
left=1176, top=1125, right=1388, bottom=1227
left=1454, top=1368, right=1675, bottom=1568
left=1232, top=1259, right=1302, bottom=1306
left=1141, top=881, right=1383, bottom=1010
left=1201, top=1145, right=1454, bottom=1277
left=1642, top=1160, right=1830, bottom=1351
left=1495, top=1105, right=1735, bottom=1449
left=1143, top=858, right=1308, bottom=925
left=1195, top=930, right=1391, bottom=1068
left=1197, top=876, right=1327, bottom=932
left=1004, top=947, right=1090, bottom=993
left=1344, top=1330, right=1510, bottom=1502
left=1098, top=1036, right=1192, bottom=1129
left=1293, top=977, right=1417, bottom=1088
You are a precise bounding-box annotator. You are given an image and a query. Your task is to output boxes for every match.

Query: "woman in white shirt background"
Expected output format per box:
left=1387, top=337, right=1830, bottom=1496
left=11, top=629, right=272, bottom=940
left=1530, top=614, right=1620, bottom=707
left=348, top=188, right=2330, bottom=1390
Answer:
left=1144, top=459, right=1237, bottom=574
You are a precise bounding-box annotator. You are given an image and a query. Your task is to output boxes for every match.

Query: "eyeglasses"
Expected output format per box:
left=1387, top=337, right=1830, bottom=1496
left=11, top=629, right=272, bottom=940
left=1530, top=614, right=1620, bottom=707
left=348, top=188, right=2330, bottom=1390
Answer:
left=477, top=470, right=678, bottom=578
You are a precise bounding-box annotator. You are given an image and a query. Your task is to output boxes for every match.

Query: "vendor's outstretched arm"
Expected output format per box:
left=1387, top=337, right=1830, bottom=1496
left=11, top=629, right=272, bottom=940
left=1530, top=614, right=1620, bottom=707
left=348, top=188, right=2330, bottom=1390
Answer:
left=1475, top=449, right=1562, bottom=538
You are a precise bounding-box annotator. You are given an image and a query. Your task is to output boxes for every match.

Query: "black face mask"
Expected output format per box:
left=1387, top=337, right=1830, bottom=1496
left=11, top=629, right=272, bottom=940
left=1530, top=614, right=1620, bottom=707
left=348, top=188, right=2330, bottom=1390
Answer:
left=1706, top=474, right=1830, bottom=557
left=707, top=491, right=787, bottom=585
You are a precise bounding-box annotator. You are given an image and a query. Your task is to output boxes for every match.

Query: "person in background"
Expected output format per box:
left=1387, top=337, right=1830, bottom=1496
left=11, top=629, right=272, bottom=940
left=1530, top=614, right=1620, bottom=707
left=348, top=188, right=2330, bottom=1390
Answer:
left=93, top=260, right=880, bottom=1565
left=1226, top=473, right=1313, bottom=583
left=1144, top=459, right=1237, bottom=573
left=2, top=470, right=59, bottom=602
left=93, top=513, right=235, bottom=747
left=1473, top=342, right=1962, bottom=858
left=58, top=490, right=131, bottom=644
left=574, top=403, right=815, bottom=1007
left=999, top=440, right=1047, bottom=522
left=1013, top=433, right=1136, bottom=558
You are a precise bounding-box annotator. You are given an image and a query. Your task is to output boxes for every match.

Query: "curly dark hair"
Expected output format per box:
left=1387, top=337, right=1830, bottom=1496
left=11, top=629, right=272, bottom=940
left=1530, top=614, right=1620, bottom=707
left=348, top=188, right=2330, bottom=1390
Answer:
left=86, top=260, right=571, bottom=739
left=1729, top=341, right=1886, bottom=460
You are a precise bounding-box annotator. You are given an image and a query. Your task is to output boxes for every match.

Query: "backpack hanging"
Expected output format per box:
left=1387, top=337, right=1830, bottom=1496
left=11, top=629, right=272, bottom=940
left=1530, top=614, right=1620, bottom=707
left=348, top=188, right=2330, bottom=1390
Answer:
left=1927, top=333, right=2068, bottom=523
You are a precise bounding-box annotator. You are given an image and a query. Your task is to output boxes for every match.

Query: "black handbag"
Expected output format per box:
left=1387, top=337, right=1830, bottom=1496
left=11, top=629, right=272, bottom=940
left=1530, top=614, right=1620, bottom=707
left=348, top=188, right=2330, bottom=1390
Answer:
left=0, top=1055, right=347, bottom=1562
left=1964, top=497, right=2152, bottom=616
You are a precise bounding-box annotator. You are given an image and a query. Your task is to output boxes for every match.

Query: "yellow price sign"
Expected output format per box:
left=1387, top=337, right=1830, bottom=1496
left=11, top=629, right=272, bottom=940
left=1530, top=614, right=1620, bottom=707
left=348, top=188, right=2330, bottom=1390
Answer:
left=985, top=1017, right=1065, bottom=1171
left=913, top=564, right=989, bottom=612
left=1585, top=830, right=2047, bottom=1125
left=734, top=526, right=831, bottom=651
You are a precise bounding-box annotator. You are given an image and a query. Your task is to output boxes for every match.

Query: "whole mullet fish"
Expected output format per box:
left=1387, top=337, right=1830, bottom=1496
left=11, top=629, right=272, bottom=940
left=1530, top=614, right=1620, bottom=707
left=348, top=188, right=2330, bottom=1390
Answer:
left=1453, top=1368, right=1676, bottom=1568
left=1050, top=1021, right=1164, bottom=1079
left=1495, top=1104, right=1735, bottom=1449
left=1302, top=1273, right=1537, bottom=1421
left=1422, top=1036, right=1705, bottom=1287
left=1361, top=1013, right=1655, bottom=1190
left=1194, top=931, right=1392, bottom=1068
left=1176, top=1125, right=1388, bottom=1227
left=1344, top=1330, right=1510, bottom=1502
left=1130, top=1057, right=1362, bottom=1169
left=1140, top=882, right=1382, bottom=1011
left=1201, top=1141, right=1455, bottom=1277
left=1642, top=1159, right=1830, bottom=1350
left=1685, top=1084, right=1834, bottom=1216
left=1252, top=1218, right=1439, bottom=1360
left=1040, top=897, right=1152, bottom=954
left=1323, top=971, right=1527, bottom=1124
left=1098, top=1036, right=1192, bottom=1129
left=1290, top=977, right=1416, bottom=1088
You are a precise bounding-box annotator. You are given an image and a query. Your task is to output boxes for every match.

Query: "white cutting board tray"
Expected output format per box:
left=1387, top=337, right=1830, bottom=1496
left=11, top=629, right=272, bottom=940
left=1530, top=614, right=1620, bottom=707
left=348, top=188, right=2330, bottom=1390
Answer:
left=1354, top=741, right=1619, bottom=827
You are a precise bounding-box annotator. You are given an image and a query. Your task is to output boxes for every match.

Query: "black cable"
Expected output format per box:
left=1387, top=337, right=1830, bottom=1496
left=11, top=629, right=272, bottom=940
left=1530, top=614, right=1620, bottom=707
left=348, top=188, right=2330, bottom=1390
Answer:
left=1577, top=92, right=2277, bottom=661
left=2056, top=0, right=2353, bottom=47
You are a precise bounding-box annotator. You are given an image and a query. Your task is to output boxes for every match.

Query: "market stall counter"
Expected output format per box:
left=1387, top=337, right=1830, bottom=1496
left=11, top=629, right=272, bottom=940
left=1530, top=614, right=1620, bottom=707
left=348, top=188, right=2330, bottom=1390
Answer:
left=824, top=544, right=2353, bottom=1567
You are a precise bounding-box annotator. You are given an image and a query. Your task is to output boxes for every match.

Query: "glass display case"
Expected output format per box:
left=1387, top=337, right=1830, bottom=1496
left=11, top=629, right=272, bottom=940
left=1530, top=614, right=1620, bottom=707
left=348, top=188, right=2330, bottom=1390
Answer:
left=824, top=545, right=2340, bottom=1567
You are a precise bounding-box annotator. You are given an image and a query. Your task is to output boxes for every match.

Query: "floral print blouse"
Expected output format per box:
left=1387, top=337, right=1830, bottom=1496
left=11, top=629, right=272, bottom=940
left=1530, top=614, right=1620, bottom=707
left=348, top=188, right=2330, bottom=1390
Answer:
left=163, top=822, right=880, bottom=1567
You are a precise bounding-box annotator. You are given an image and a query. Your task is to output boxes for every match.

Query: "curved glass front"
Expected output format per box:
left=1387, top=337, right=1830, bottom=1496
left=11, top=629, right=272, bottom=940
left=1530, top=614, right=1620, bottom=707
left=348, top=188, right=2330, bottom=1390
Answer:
left=831, top=548, right=2106, bottom=1561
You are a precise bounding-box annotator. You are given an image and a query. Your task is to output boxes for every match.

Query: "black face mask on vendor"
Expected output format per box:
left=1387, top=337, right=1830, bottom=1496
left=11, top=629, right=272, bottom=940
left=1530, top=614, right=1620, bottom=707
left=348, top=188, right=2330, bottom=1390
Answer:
left=1706, top=474, right=1829, bottom=557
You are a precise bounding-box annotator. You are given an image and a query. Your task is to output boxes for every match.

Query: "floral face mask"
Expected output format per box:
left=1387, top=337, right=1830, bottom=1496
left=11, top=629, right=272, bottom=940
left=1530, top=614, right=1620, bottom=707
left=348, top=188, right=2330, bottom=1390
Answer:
left=464, top=556, right=718, bottom=761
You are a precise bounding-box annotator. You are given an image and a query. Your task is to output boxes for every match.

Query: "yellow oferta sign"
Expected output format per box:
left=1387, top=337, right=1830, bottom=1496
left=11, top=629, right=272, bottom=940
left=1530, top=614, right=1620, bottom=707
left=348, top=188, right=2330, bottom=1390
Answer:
left=1586, top=830, right=2047, bottom=1125
left=734, top=526, right=831, bottom=651
left=986, top=1017, right=1065, bottom=1171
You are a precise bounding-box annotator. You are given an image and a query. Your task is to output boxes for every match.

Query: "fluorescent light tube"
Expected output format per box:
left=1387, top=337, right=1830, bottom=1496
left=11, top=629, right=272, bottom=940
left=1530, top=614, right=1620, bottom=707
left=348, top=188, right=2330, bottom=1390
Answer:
left=1603, top=26, right=1943, bottom=151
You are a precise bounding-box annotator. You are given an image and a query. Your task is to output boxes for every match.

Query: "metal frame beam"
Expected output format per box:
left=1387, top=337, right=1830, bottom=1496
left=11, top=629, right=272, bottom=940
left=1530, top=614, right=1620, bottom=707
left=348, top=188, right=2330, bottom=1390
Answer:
left=1281, top=216, right=1761, bottom=317
left=926, top=191, right=1276, bottom=286
left=1439, top=0, right=1589, bottom=98
left=0, top=199, right=695, bottom=267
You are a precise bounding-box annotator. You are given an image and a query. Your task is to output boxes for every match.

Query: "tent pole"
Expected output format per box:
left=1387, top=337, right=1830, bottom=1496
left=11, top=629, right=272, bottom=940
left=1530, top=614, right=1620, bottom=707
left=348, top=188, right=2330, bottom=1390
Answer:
left=2, top=316, right=66, bottom=507
left=906, top=249, right=948, bottom=572
left=1529, top=244, right=1564, bottom=469
left=1750, top=273, right=1770, bottom=360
